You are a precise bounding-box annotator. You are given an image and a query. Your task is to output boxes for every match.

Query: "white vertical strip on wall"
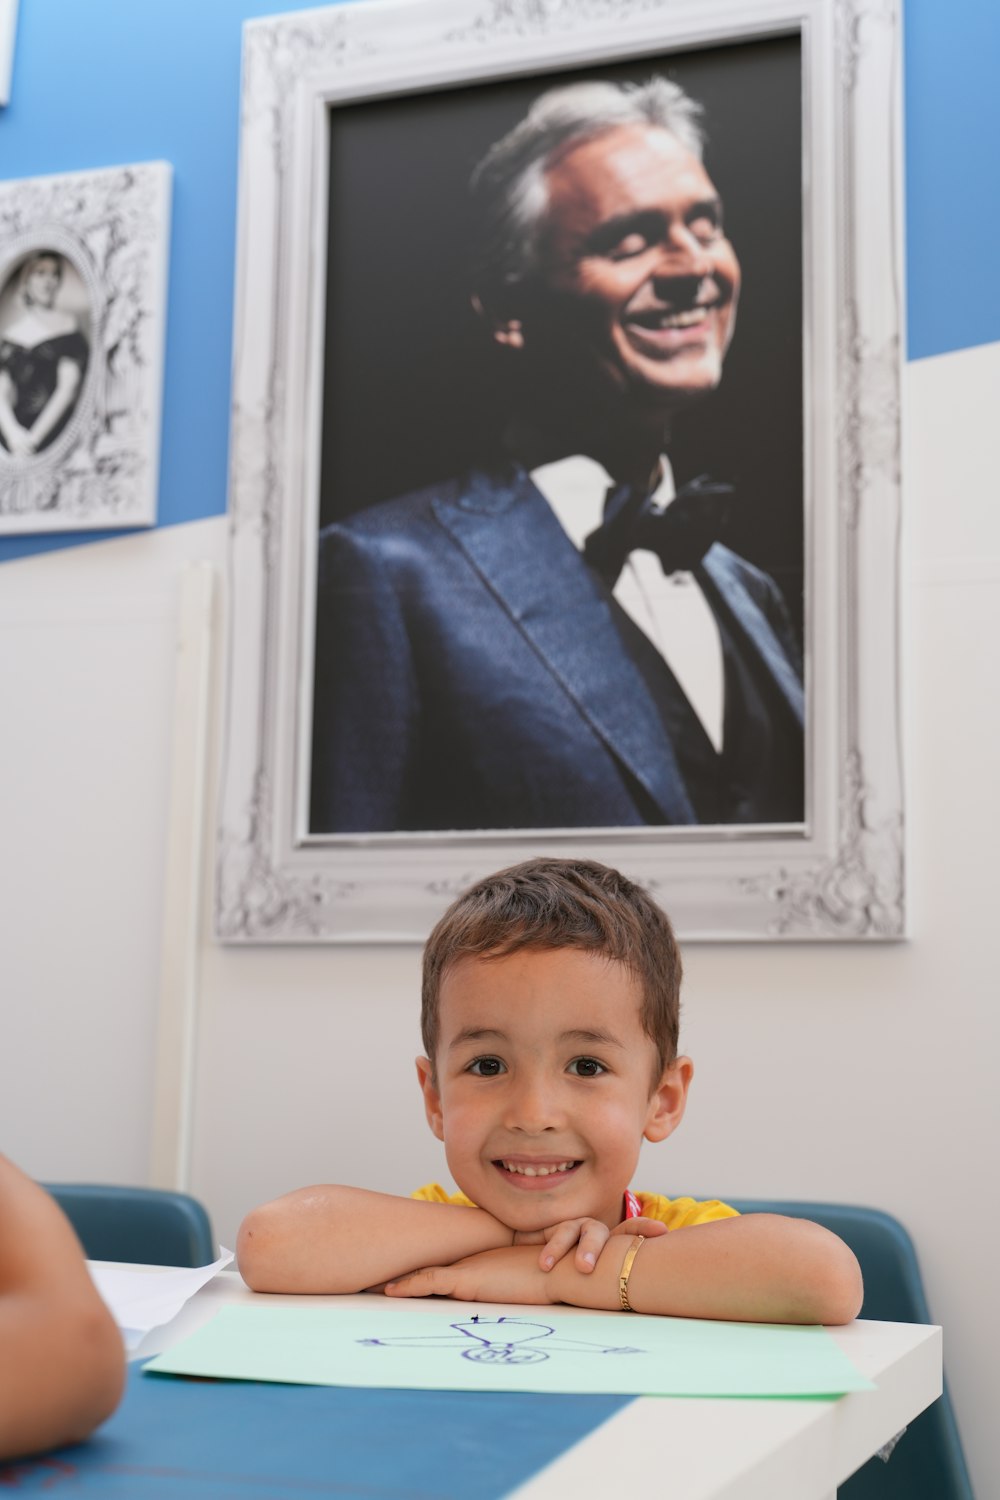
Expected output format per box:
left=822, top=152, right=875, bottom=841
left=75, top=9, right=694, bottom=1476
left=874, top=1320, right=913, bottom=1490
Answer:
left=149, top=561, right=216, bottom=1192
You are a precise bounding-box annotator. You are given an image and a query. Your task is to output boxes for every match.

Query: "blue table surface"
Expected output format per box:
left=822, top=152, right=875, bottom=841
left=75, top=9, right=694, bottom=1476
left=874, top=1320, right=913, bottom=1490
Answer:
left=0, top=1364, right=633, bottom=1498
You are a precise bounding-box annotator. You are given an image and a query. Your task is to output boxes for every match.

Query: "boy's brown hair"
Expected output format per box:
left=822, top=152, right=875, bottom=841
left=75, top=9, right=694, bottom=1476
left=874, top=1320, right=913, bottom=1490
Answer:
left=421, top=857, right=682, bottom=1080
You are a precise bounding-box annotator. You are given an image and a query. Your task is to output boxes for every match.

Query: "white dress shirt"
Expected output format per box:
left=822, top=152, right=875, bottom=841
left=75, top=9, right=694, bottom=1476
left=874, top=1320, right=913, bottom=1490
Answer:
left=530, top=453, right=725, bottom=753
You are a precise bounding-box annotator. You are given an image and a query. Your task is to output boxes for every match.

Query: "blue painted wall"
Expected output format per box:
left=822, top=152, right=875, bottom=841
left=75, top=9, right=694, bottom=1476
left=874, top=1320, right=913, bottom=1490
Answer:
left=0, top=0, right=996, bottom=564
left=903, top=0, right=1000, bottom=361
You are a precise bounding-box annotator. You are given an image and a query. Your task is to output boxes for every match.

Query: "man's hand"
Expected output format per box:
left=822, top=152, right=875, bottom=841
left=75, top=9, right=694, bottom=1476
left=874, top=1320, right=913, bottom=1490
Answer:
left=514, top=1215, right=668, bottom=1273
left=384, top=1245, right=558, bottom=1305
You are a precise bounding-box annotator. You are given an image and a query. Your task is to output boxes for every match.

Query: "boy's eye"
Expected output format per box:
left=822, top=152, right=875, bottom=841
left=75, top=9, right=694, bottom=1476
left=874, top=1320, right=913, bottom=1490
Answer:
left=567, top=1056, right=606, bottom=1078
left=467, top=1056, right=506, bottom=1077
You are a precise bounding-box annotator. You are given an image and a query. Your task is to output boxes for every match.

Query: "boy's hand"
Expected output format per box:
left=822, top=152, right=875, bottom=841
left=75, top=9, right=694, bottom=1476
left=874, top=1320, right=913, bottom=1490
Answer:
left=384, top=1245, right=557, bottom=1305
left=514, top=1215, right=668, bottom=1274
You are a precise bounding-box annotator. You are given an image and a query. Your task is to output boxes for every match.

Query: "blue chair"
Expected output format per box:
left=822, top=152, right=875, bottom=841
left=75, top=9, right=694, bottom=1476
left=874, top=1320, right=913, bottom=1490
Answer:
left=43, top=1183, right=216, bottom=1267
left=727, top=1200, right=973, bottom=1499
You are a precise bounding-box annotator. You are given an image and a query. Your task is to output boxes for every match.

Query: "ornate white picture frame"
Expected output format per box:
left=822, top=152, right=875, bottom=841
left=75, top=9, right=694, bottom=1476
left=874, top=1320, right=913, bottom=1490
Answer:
left=0, top=0, right=18, bottom=107
left=0, top=162, right=171, bottom=532
left=217, top=0, right=903, bottom=943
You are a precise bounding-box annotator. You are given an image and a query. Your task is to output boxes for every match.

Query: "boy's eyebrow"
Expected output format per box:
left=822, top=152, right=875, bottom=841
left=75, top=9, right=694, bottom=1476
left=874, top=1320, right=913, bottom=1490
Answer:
left=447, top=1025, right=626, bottom=1050
left=447, top=1026, right=508, bottom=1050
left=559, top=1027, right=626, bottom=1049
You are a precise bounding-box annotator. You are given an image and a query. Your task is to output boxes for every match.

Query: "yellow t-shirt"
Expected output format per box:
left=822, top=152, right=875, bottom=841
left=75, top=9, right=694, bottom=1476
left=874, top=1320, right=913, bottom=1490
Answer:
left=412, top=1183, right=738, bottom=1230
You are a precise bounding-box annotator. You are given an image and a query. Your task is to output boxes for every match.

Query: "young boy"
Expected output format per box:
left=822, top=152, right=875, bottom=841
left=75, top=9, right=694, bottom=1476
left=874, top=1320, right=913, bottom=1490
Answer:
left=238, top=859, right=862, bottom=1324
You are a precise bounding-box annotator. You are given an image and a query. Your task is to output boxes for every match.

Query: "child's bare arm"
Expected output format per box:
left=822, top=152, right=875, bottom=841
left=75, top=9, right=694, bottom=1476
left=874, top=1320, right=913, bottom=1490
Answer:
left=563, top=1213, right=864, bottom=1324
left=237, top=1185, right=515, bottom=1293
left=0, top=1156, right=125, bottom=1461
left=388, top=1213, right=864, bottom=1326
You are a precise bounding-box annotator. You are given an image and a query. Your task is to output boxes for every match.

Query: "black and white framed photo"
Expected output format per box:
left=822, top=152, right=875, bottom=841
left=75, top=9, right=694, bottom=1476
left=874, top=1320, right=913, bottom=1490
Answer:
left=0, top=161, right=171, bottom=532
left=217, top=0, right=903, bottom=944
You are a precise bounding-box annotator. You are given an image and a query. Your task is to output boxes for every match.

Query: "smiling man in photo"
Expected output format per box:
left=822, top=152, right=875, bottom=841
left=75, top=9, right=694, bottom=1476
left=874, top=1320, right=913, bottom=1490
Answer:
left=311, top=77, right=804, bottom=834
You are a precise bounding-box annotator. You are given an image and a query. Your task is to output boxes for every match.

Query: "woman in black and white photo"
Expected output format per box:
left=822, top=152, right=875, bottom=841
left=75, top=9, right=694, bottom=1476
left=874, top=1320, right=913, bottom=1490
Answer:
left=0, top=251, right=90, bottom=458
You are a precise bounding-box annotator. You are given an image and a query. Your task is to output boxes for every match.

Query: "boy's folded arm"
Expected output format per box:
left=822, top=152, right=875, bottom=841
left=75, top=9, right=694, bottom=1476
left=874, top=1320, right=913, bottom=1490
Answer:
left=551, top=1214, right=864, bottom=1325
left=236, top=1184, right=513, bottom=1293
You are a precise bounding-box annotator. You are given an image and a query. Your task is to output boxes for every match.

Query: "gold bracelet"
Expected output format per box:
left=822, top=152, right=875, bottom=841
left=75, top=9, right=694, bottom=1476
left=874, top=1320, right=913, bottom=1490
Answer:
left=618, top=1234, right=645, bottom=1311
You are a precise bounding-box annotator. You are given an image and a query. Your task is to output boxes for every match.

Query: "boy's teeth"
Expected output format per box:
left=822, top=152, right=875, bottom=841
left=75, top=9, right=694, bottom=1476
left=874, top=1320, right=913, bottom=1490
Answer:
left=502, top=1160, right=574, bottom=1177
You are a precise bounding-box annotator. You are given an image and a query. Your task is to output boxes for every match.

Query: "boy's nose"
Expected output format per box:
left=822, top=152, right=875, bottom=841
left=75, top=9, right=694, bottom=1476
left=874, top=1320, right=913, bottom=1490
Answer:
left=503, top=1076, right=565, bottom=1133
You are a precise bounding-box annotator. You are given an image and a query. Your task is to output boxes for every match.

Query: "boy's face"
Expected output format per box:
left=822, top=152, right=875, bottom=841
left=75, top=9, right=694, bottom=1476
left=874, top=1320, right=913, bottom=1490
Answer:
left=416, top=946, right=692, bottom=1232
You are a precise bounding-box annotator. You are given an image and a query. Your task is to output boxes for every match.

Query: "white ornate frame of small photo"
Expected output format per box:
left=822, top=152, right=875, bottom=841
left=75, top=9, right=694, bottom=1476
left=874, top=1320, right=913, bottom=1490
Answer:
left=217, top=0, right=903, bottom=944
left=0, top=161, right=171, bottom=533
left=0, top=0, right=18, bottom=107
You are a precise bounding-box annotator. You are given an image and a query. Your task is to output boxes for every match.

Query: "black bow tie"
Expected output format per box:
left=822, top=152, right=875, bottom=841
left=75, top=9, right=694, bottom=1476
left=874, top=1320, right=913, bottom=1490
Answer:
left=583, top=474, right=735, bottom=586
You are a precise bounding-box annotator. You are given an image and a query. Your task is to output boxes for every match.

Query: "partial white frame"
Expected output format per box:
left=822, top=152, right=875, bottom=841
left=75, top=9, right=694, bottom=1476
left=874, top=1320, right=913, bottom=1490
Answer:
left=0, top=162, right=171, bottom=532
left=0, top=0, right=17, bottom=107
left=217, top=0, right=903, bottom=944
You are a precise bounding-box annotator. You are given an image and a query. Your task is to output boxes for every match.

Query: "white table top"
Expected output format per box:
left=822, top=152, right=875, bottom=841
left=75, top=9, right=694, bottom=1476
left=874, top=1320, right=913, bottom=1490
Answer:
left=128, top=1266, right=942, bottom=1500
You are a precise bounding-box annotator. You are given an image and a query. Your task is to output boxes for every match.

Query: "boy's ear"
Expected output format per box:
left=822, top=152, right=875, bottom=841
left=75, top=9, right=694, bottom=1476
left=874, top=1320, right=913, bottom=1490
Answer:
left=643, top=1055, right=694, bottom=1144
left=415, top=1056, right=445, bottom=1142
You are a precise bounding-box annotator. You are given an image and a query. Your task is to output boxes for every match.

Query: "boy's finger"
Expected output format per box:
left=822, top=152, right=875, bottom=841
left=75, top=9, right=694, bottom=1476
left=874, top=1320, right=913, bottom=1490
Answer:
left=385, top=1266, right=448, bottom=1297
left=609, top=1217, right=669, bottom=1239
left=574, top=1221, right=611, bottom=1272
left=538, top=1220, right=586, bottom=1270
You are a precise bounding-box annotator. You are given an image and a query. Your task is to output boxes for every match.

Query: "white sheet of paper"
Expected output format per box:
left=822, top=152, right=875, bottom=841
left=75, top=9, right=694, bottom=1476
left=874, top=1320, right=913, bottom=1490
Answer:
left=88, top=1249, right=234, bottom=1351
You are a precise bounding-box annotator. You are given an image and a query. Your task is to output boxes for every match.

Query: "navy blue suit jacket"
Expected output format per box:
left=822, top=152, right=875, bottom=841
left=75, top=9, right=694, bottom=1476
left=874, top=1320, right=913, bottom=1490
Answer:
left=310, top=464, right=804, bottom=832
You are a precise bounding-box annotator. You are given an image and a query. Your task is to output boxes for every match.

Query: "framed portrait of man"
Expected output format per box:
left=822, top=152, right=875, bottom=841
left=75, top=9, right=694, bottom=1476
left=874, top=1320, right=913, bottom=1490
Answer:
left=217, top=0, right=903, bottom=943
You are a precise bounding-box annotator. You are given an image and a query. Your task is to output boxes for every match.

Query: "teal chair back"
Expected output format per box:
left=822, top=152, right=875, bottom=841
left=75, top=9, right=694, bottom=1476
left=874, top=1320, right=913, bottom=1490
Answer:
left=44, top=1183, right=216, bottom=1267
left=728, top=1200, right=973, bottom=1500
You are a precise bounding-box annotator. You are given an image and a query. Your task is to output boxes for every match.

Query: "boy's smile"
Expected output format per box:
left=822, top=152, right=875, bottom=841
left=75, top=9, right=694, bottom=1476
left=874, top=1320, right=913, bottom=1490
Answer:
left=417, top=947, right=691, bottom=1232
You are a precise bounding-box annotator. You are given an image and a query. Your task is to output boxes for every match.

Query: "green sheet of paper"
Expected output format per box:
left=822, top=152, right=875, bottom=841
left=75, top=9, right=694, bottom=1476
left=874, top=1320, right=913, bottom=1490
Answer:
left=144, top=1304, right=874, bottom=1398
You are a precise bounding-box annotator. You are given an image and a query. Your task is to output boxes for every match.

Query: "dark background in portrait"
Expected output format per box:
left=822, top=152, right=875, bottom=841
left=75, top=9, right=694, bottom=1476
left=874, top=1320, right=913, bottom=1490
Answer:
left=317, top=32, right=803, bottom=629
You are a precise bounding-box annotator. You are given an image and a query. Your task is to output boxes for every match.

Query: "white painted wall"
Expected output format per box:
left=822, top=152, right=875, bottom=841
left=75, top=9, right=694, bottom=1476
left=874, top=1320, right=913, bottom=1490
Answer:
left=0, top=520, right=225, bottom=1181
left=1, top=342, right=997, bottom=1494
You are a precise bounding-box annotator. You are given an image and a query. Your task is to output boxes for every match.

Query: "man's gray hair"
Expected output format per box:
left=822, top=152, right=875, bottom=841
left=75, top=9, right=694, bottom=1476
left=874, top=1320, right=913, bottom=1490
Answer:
left=470, top=77, right=705, bottom=305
